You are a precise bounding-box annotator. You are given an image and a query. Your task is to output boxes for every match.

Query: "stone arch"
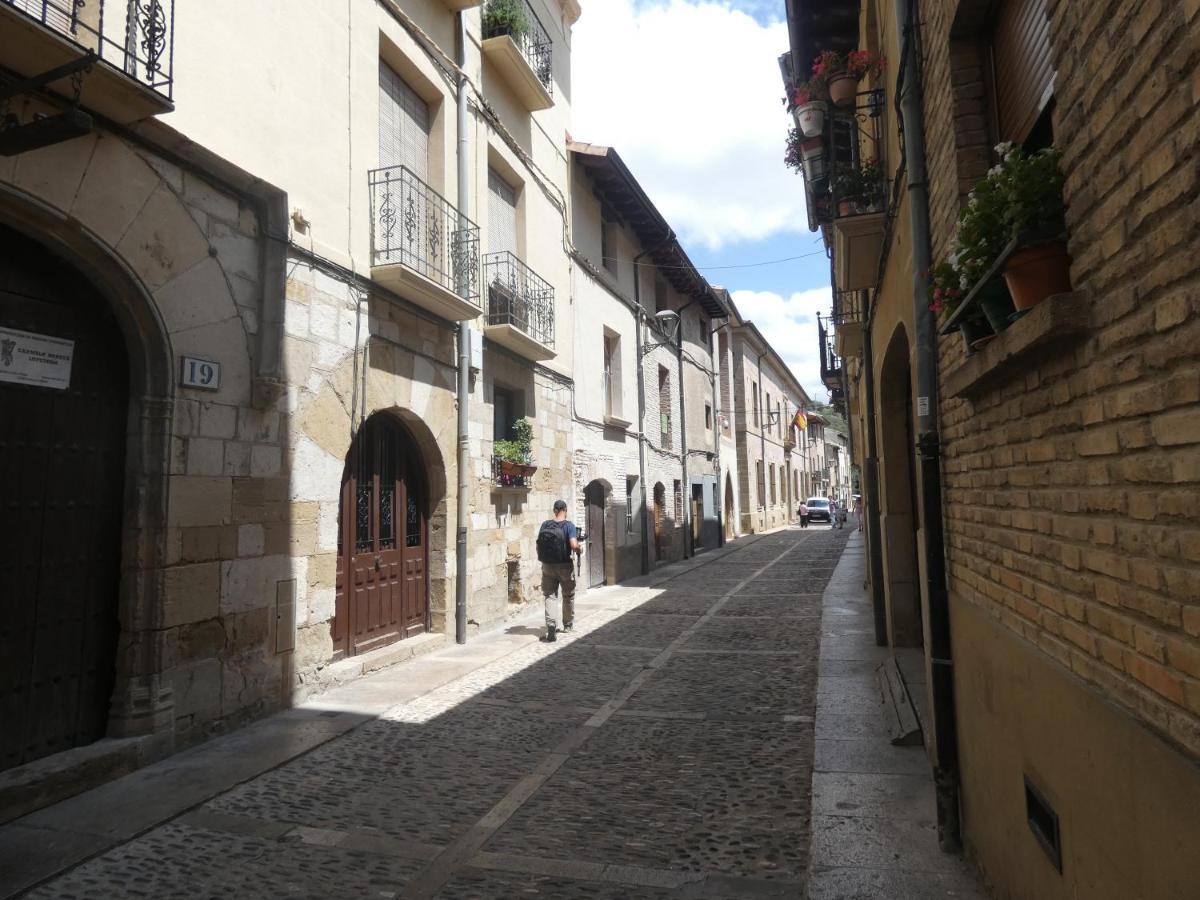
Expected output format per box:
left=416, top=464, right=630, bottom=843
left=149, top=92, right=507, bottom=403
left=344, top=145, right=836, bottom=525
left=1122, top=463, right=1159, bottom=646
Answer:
left=878, top=323, right=923, bottom=647
left=0, top=179, right=177, bottom=744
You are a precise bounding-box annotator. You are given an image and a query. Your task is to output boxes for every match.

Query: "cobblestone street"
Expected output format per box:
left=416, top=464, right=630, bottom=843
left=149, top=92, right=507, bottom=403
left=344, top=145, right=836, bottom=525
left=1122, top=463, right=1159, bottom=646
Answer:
left=10, top=528, right=852, bottom=899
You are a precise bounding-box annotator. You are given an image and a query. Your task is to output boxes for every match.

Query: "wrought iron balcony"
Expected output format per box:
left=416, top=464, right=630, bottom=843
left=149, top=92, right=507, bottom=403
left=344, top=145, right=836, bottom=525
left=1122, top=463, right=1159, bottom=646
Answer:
left=1, top=0, right=175, bottom=122
left=831, top=289, right=866, bottom=358
left=818, top=315, right=845, bottom=405
left=482, top=250, right=555, bottom=360
left=369, top=165, right=481, bottom=322
left=481, top=0, right=553, bottom=111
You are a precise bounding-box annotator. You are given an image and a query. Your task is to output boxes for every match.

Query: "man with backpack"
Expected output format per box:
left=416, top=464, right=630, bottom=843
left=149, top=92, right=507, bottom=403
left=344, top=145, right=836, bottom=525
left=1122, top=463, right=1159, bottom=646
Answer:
left=537, top=499, right=581, bottom=643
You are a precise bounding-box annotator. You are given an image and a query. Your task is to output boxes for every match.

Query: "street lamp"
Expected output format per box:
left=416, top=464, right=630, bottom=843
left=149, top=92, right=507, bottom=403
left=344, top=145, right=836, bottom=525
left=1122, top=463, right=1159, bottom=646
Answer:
left=643, top=309, right=680, bottom=349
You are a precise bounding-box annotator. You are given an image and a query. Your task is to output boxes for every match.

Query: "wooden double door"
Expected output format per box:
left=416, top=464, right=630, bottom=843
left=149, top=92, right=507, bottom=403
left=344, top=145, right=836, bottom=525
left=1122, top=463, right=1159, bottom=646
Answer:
left=335, top=415, right=428, bottom=658
left=0, top=226, right=126, bottom=772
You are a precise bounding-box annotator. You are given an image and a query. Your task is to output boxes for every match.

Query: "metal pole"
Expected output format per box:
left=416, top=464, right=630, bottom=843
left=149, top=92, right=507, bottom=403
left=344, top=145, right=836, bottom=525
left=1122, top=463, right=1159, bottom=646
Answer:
left=454, top=12, right=470, bottom=645
left=677, top=332, right=689, bottom=557
left=894, top=0, right=959, bottom=850
left=635, top=312, right=649, bottom=574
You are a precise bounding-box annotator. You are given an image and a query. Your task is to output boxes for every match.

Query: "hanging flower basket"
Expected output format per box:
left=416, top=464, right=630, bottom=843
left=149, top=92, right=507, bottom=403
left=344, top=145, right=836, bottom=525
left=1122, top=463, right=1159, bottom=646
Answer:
left=794, top=101, right=826, bottom=138
left=828, top=74, right=858, bottom=107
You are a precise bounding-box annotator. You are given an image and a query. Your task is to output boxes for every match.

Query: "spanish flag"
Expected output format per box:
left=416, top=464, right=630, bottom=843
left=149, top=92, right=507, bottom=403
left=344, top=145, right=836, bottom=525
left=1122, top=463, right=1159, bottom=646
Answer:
left=793, top=409, right=807, bottom=430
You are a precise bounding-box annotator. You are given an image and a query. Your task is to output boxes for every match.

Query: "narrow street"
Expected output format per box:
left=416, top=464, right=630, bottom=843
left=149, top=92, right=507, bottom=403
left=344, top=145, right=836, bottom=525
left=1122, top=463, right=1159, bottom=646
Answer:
left=9, top=528, right=855, bottom=899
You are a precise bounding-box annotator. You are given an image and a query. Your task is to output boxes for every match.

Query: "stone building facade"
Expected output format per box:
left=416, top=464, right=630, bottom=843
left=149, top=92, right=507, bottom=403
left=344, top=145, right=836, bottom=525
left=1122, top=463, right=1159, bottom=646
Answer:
left=784, top=0, right=1200, bottom=894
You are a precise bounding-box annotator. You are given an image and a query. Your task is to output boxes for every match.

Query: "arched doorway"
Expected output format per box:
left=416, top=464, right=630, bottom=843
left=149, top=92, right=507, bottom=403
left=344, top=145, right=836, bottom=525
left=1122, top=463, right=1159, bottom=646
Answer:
left=724, top=473, right=735, bottom=540
left=879, top=326, right=923, bottom=647
left=335, top=414, right=429, bottom=658
left=652, top=482, right=666, bottom=561
left=584, top=480, right=607, bottom=588
left=0, top=226, right=127, bottom=771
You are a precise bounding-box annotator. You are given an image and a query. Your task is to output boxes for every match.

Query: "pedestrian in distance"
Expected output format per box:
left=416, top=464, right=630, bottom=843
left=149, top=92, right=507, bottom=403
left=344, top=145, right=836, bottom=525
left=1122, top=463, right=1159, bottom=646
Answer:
left=537, top=499, right=581, bottom=643
left=798, top=501, right=810, bottom=528
left=828, top=495, right=840, bottom=529
left=854, top=494, right=864, bottom=532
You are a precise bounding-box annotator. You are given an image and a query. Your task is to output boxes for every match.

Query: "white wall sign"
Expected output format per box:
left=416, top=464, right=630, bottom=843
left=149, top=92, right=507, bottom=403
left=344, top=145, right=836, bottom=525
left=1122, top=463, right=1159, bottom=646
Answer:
left=180, top=356, right=220, bottom=391
left=0, top=327, right=75, bottom=390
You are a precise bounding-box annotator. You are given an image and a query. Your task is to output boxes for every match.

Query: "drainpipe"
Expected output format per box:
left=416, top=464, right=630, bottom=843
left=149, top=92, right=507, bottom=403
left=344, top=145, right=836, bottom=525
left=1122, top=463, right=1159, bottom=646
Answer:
left=633, top=232, right=673, bottom=575
left=454, top=12, right=470, bottom=644
left=711, top=318, right=733, bottom=547
left=861, top=298, right=888, bottom=648
left=894, top=0, right=960, bottom=850
left=755, top=348, right=767, bottom=532
left=673, top=297, right=700, bottom=558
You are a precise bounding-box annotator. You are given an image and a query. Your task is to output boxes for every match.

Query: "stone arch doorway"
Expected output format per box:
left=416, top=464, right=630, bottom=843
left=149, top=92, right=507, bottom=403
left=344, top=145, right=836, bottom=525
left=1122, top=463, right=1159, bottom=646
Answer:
left=724, top=473, right=736, bottom=540
left=0, top=222, right=142, bottom=772
left=879, top=325, right=923, bottom=647
left=583, top=480, right=608, bottom=588
left=335, top=413, right=431, bottom=658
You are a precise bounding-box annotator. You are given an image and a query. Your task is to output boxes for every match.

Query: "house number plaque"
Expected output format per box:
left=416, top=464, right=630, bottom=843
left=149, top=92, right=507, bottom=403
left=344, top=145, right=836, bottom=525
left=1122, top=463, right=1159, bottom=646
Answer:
left=180, top=356, right=220, bottom=391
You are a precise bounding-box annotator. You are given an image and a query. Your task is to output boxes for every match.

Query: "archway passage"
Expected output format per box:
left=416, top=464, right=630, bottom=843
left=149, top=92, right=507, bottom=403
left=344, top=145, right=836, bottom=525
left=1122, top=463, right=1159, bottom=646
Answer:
left=584, top=480, right=606, bottom=588
left=0, top=225, right=127, bottom=772
left=335, top=414, right=429, bottom=658
left=878, top=326, right=924, bottom=648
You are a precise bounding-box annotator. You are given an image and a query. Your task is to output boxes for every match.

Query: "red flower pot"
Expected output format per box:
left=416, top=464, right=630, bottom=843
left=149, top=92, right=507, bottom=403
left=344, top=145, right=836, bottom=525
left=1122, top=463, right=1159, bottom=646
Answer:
left=828, top=74, right=858, bottom=107
left=1003, top=241, right=1072, bottom=311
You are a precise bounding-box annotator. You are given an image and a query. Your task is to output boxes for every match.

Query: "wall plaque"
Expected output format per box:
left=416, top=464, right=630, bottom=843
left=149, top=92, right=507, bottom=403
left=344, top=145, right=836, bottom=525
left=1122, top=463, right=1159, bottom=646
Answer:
left=180, top=356, right=220, bottom=391
left=0, top=327, right=74, bottom=390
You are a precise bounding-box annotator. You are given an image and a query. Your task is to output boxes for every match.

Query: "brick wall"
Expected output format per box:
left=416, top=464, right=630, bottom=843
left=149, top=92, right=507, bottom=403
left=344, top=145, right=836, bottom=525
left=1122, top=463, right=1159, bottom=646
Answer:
left=930, top=0, right=1200, bottom=754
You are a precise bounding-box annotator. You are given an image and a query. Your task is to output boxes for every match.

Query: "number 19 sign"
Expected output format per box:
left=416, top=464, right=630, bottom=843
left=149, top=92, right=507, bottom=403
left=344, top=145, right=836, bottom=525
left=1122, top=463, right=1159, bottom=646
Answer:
left=180, top=356, right=220, bottom=391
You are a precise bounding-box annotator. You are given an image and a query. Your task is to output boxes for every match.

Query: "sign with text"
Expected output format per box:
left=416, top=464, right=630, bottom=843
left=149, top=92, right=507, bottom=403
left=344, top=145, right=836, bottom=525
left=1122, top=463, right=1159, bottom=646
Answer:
left=180, top=356, right=220, bottom=391
left=0, top=327, right=75, bottom=390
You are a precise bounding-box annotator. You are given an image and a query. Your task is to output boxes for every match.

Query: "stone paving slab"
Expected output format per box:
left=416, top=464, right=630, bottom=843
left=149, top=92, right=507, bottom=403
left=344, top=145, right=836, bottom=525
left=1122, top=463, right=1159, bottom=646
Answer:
left=6, top=527, right=878, bottom=900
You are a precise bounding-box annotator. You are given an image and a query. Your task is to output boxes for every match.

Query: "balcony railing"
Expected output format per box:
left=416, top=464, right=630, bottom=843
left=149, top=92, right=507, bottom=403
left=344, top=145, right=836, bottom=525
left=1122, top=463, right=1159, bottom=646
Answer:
left=482, top=0, right=553, bottom=95
left=483, top=250, right=554, bottom=346
left=3, top=0, right=175, bottom=100
left=818, top=315, right=845, bottom=399
left=369, top=165, right=480, bottom=309
left=831, top=290, right=866, bottom=327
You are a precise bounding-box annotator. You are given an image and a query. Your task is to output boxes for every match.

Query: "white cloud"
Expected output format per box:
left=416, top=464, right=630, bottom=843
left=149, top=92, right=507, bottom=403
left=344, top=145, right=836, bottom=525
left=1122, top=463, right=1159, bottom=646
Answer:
left=571, top=1, right=805, bottom=250
left=732, top=287, right=832, bottom=402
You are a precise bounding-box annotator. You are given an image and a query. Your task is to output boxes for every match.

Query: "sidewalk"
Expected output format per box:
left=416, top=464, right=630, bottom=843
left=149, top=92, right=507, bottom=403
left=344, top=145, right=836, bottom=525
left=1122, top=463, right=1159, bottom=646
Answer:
left=806, top=530, right=987, bottom=899
left=0, top=535, right=765, bottom=898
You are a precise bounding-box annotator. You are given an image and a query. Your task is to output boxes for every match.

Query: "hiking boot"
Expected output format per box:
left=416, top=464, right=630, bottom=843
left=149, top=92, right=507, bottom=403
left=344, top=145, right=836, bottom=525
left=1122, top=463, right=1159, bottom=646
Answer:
left=541, top=625, right=557, bottom=643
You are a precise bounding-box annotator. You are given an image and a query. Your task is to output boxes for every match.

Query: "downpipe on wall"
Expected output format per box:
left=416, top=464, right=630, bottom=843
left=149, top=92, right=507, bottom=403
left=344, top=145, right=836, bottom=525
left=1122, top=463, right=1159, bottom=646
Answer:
left=454, top=12, right=470, bottom=644
left=893, top=0, right=960, bottom=850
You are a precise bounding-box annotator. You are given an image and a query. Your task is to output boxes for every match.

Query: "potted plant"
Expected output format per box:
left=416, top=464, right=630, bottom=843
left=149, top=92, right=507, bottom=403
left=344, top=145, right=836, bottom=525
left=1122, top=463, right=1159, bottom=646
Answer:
left=993, top=144, right=1071, bottom=311
left=928, top=260, right=994, bottom=352
left=791, top=83, right=826, bottom=138
left=785, top=126, right=827, bottom=187
left=948, top=177, right=1016, bottom=330
left=494, top=418, right=536, bottom=479
left=833, top=159, right=885, bottom=215
left=482, top=0, right=529, bottom=41
left=813, top=49, right=885, bottom=108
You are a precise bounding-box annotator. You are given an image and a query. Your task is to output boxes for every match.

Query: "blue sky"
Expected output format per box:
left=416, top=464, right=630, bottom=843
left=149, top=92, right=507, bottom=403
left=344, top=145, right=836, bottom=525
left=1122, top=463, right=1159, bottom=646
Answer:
left=572, top=0, right=834, bottom=402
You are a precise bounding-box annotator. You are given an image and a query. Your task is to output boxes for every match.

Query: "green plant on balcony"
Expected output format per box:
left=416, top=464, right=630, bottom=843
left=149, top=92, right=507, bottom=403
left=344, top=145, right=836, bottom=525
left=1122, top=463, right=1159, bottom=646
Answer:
left=832, top=159, right=885, bottom=214
left=495, top=418, right=536, bottom=476
left=483, top=0, right=529, bottom=40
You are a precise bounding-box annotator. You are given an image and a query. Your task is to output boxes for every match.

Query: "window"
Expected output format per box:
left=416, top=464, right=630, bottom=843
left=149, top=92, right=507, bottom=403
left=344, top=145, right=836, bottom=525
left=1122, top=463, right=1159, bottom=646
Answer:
left=674, top=479, right=682, bottom=524
left=654, top=275, right=669, bottom=312
left=752, top=382, right=759, bottom=428
left=603, top=330, right=621, bottom=418
left=493, top=385, right=522, bottom=441
left=769, top=465, right=776, bottom=506
left=601, top=209, right=618, bottom=275
left=989, top=0, right=1053, bottom=146
left=705, top=403, right=712, bottom=430
left=766, top=393, right=772, bottom=434
left=699, top=317, right=710, bottom=348
left=756, top=461, right=764, bottom=508
left=658, top=365, right=672, bottom=450
left=487, top=168, right=519, bottom=256
left=626, top=475, right=637, bottom=532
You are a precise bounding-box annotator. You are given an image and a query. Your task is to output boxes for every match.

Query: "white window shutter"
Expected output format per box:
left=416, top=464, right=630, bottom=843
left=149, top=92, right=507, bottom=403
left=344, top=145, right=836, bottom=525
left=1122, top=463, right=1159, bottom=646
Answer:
left=487, top=169, right=518, bottom=256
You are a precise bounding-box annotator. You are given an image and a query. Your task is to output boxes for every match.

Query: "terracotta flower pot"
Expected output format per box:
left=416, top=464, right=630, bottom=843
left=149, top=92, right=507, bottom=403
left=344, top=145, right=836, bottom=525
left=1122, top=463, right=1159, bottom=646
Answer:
left=800, top=136, right=824, bottom=159
left=1003, top=241, right=1072, bottom=311
left=958, top=315, right=993, bottom=355
left=828, top=74, right=858, bottom=107
left=794, top=101, right=826, bottom=138
left=838, top=200, right=854, bottom=217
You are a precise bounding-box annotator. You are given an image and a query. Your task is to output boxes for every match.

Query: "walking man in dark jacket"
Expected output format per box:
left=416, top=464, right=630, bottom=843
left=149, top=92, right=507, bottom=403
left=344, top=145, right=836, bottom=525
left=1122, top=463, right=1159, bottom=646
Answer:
left=538, top=499, right=581, bottom=643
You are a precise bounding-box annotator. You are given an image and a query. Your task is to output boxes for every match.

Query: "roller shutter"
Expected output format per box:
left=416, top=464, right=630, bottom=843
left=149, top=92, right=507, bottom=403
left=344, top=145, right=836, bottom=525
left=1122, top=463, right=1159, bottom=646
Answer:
left=991, top=0, right=1054, bottom=144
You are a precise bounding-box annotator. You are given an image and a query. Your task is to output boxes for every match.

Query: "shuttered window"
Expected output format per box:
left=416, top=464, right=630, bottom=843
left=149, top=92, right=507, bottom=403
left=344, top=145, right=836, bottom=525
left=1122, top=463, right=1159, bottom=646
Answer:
left=990, top=0, right=1054, bottom=145
left=378, top=61, right=429, bottom=178
left=487, top=168, right=519, bottom=255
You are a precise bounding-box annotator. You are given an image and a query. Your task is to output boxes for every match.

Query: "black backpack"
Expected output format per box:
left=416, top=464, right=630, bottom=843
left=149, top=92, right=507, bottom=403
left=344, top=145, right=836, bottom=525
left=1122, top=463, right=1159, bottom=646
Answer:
left=536, top=520, right=570, bottom=564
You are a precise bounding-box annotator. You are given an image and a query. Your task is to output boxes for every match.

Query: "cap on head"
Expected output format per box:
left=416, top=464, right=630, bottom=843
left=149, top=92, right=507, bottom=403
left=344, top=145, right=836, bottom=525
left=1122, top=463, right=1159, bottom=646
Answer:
left=553, top=499, right=568, bottom=512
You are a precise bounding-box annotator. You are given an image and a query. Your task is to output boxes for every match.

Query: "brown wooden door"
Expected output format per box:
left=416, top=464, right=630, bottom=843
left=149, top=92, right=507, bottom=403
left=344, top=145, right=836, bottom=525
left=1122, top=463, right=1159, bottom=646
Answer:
left=585, top=482, right=605, bottom=588
left=0, top=227, right=126, bottom=773
left=335, top=416, right=427, bottom=658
